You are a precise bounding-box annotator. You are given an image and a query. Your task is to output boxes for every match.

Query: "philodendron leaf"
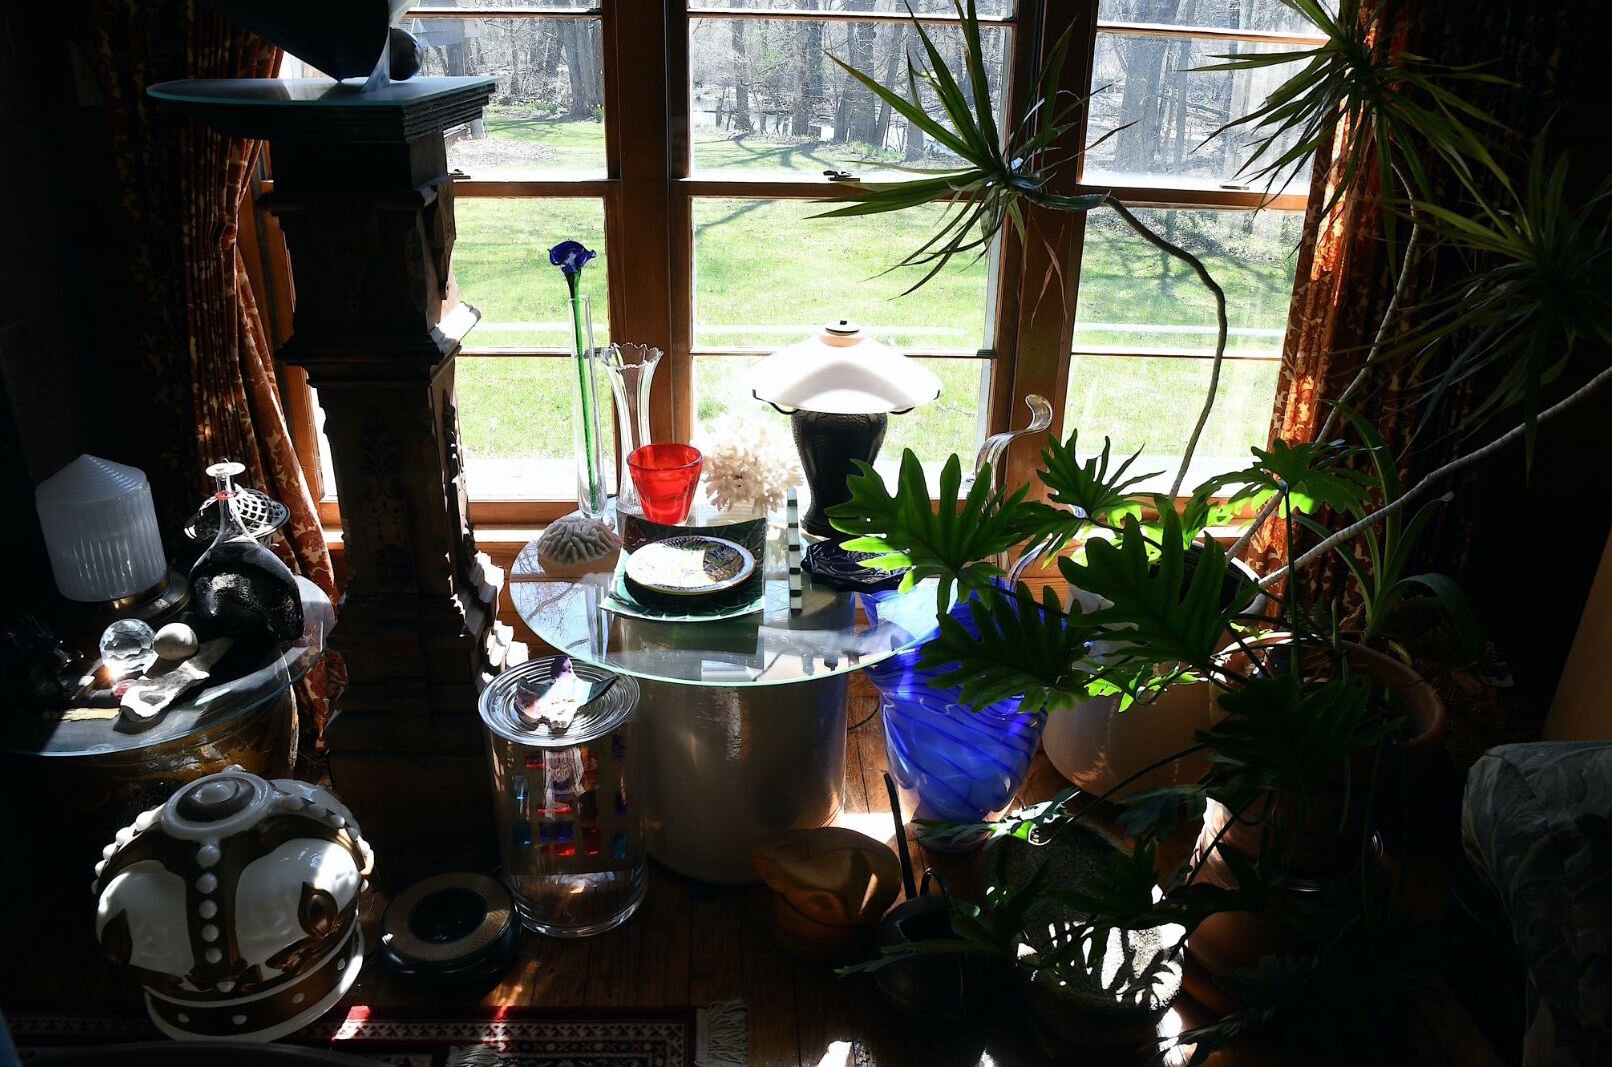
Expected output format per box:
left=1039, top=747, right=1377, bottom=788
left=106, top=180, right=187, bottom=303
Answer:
left=1058, top=511, right=1257, bottom=702
left=1195, top=438, right=1376, bottom=517
left=827, top=450, right=1037, bottom=615
left=1024, top=431, right=1158, bottom=559
left=919, top=583, right=1094, bottom=712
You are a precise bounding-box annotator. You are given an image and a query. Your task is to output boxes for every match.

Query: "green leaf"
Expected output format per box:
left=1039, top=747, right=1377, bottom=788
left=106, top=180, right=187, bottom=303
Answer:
left=826, top=450, right=1036, bottom=614
left=1057, top=512, right=1258, bottom=703
left=919, top=583, right=1094, bottom=712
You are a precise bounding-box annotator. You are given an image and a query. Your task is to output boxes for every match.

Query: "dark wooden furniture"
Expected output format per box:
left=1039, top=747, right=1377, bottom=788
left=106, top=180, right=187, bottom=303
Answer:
left=148, top=78, right=515, bottom=866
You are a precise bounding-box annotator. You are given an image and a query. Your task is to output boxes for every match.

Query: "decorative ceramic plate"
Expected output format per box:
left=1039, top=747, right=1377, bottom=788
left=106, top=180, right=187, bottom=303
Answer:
left=621, top=535, right=757, bottom=606
left=803, top=540, right=908, bottom=592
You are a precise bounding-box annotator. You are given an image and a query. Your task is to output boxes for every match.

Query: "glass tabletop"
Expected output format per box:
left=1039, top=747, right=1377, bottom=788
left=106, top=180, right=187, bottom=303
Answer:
left=0, top=577, right=332, bottom=758
left=510, top=537, right=944, bottom=687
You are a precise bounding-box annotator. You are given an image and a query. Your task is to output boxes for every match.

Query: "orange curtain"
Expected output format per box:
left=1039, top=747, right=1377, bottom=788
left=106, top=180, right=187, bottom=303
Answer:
left=92, top=0, right=342, bottom=741
left=1252, top=0, right=1580, bottom=603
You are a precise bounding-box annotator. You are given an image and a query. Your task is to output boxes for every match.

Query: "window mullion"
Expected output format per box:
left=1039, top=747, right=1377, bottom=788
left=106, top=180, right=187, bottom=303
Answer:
left=999, top=0, right=1100, bottom=497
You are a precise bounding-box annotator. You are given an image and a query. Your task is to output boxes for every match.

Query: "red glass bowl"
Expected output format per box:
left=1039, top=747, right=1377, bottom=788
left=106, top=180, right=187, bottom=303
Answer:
left=626, top=444, right=703, bottom=524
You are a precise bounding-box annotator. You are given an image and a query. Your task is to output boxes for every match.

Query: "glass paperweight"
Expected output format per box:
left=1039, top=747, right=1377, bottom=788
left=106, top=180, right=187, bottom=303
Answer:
left=190, top=461, right=305, bottom=644
left=99, top=618, right=157, bottom=679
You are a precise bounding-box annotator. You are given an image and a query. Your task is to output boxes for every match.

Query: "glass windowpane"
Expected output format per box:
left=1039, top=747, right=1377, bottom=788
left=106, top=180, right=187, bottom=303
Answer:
left=692, top=198, right=991, bottom=351
left=1084, top=34, right=1313, bottom=189
left=402, top=16, right=607, bottom=178
left=453, top=198, right=610, bottom=350
left=689, top=18, right=1008, bottom=178
left=1074, top=208, right=1301, bottom=357
left=691, top=1, right=1013, bottom=14
left=1096, top=0, right=1332, bottom=36
left=457, top=357, right=617, bottom=500
left=1062, top=355, right=1280, bottom=490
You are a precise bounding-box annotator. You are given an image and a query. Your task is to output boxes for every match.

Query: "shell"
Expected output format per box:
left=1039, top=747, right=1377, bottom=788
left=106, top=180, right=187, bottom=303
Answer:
left=153, top=622, right=200, bottom=662
left=536, top=515, right=622, bottom=577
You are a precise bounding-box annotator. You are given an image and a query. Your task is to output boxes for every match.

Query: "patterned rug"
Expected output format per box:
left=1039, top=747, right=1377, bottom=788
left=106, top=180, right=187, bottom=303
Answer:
left=6, top=1003, right=747, bottom=1066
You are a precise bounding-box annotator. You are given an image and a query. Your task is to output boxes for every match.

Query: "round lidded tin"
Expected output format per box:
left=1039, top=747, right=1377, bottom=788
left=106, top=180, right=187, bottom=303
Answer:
left=478, top=657, right=645, bottom=937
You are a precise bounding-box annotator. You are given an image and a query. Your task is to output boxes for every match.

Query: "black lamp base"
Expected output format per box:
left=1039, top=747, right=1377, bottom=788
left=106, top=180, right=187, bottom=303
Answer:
left=791, top=410, right=887, bottom=539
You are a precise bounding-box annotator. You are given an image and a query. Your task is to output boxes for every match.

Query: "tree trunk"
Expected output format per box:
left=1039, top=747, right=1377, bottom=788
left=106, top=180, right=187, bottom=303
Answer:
left=790, top=0, right=821, bottom=137
left=1113, top=0, right=1185, bottom=173
left=731, top=19, right=753, bottom=132
left=559, top=19, right=603, bottom=118
left=873, top=23, right=900, bottom=148
left=902, top=28, right=926, bottom=161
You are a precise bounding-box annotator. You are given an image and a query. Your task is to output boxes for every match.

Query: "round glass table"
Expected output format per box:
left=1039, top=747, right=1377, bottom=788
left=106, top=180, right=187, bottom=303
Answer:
left=0, top=578, right=333, bottom=852
left=510, top=538, right=942, bottom=883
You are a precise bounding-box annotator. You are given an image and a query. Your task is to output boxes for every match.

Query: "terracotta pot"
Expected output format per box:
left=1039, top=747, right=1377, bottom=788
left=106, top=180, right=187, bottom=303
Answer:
left=1182, top=638, right=1443, bottom=1009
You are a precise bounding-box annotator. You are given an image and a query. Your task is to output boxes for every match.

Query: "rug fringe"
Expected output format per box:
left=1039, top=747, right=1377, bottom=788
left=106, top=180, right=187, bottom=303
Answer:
left=445, top=1044, right=505, bottom=1067
left=695, top=999, right=747, bottom=1067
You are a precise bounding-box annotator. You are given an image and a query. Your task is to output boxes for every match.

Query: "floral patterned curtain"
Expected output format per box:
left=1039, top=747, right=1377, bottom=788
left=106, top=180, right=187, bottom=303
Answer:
left=92, top=0, right=342, bottom=742
left=1252, top=0, right=1580, bottom=602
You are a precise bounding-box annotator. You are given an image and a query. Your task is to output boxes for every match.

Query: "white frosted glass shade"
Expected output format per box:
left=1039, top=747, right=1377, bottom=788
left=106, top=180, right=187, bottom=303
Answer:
left=747, top=320, right=942, bottom=415
left=35, top=455, right=168, bottom=601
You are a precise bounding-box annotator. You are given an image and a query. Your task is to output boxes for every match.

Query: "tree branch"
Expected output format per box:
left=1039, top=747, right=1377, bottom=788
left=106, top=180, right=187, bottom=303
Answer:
left=1261, top=360, right=1612, bottom=588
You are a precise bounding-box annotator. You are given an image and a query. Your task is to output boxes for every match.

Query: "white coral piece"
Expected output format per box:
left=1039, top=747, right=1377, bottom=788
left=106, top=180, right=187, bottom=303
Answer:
left=699, top=415, right=796, bottom=516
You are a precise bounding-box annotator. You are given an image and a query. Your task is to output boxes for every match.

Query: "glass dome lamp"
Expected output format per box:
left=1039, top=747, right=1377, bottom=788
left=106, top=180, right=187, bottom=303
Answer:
left=747, top=320, right=940, bottom=538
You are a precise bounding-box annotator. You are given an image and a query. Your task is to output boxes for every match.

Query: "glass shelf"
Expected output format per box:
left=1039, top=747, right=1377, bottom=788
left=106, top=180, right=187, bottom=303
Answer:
left=0, top=577, right=332, bottom=759
left=510, top=537, right=943, bottom=688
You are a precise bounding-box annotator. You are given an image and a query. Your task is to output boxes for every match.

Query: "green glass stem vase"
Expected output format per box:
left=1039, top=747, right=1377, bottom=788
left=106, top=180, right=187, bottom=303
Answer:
left=568, top=293, right=608, bottom=521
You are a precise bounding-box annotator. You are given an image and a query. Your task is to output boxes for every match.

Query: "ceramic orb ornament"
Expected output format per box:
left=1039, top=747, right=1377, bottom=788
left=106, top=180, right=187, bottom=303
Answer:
left=92, top=768, right=374, bottom=1042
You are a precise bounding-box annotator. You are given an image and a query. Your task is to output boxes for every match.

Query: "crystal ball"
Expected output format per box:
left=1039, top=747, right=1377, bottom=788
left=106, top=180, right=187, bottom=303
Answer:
left=100, top=618, right=157, bottom=678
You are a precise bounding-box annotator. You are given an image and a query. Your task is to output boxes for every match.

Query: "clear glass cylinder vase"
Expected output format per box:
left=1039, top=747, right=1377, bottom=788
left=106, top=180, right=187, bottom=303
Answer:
left=567, top=295, right=608, bottom=521
left=597, top=343, right=663, bottom=515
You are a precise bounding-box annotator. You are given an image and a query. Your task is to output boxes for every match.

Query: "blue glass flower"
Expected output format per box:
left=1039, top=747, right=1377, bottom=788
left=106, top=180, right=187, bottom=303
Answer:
left=548, top=240, right=597, bottom=284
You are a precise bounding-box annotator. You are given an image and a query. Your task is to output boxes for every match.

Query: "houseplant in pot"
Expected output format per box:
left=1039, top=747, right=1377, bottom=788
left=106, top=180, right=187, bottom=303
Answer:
left=821, top=0, right=1612, bottom=1054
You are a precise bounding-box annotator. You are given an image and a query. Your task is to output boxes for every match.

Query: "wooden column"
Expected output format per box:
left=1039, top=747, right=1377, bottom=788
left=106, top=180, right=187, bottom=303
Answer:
left=155, top=78, right=508, bottom=870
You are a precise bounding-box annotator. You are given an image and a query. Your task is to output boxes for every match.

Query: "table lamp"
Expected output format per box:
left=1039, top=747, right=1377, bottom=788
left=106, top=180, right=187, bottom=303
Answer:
left=747, top=320, right=940, bottom=538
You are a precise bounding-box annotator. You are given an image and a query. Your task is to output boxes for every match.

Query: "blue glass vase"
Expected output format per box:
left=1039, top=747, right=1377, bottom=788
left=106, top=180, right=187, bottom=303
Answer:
left=863, top=594, right=1046, bottom=851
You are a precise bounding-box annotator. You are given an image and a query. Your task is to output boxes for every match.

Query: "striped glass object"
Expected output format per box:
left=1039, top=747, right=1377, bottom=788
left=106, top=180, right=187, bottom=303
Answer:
left=34, top=455, right=167, bottom=601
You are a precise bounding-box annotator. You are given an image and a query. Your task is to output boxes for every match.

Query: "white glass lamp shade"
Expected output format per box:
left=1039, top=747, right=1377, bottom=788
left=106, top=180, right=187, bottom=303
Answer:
left=35, top=455, right=168, bottom=602
left=747, top=319, right=942, bottom=415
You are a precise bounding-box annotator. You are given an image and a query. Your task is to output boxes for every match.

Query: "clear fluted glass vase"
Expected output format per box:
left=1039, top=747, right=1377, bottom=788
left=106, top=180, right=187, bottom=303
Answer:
left=567, top=294, right=608, bottom=521
left=597, top=343, right=663, bottom=516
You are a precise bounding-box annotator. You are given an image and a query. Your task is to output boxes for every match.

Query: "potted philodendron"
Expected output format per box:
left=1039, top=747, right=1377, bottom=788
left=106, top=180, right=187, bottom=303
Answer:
left=823, top=0, right=1612, bottom=1056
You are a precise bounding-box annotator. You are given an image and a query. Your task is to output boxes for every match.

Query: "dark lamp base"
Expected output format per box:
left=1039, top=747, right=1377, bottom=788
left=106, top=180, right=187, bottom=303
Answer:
left=790, top=410, right=887, bottom=539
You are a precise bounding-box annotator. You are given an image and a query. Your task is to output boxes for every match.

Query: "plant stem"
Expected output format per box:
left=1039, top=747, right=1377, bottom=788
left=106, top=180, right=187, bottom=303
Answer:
left=569, top=289, right=605, bottom=514
left=1096, top=196, right=1230, bottom=499
left=1264, top=359, right=1612, bottom=588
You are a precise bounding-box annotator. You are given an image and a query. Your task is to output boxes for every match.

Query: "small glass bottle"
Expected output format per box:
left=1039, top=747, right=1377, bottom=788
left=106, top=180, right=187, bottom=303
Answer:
left=189, top=461, right=304, bottom=644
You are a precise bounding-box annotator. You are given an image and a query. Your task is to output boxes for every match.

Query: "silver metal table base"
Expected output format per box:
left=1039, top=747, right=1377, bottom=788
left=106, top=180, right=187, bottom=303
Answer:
left=636, top=673, right=848, bottom=884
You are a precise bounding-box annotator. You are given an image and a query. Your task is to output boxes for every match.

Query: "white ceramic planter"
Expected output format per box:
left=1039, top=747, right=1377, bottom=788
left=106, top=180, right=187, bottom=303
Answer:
left=1041, top=682, right=1218, bottom=800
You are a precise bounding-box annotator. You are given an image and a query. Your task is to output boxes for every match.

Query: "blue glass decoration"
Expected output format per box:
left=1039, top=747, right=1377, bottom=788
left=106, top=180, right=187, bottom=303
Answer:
left=862, top=589, right=1046, bottom=851
left=513, top=819, right=533, bottom=847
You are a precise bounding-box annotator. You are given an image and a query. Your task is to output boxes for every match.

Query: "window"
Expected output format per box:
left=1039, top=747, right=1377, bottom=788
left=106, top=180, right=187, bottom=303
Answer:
left=268, top=1, right=1319, bottom=526
left=1067, top=1, right=1320, bottom=488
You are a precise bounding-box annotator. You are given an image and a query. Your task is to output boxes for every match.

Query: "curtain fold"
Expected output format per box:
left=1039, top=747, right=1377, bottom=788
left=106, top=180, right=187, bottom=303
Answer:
left=92, top=0, right=342, bottom=741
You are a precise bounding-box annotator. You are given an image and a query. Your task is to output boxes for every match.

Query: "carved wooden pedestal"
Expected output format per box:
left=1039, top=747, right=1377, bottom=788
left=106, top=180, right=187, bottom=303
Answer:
left=153, top=78, right=514, bottom=869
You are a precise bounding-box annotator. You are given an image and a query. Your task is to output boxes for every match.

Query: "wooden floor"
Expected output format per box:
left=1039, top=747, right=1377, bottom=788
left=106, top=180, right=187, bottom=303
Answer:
left=1, top=673, right=1505, bottom=1065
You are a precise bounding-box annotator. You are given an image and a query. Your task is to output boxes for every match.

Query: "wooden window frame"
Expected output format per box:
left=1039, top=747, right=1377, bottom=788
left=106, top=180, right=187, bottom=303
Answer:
left=257, top=1, right=1322, bottom=531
